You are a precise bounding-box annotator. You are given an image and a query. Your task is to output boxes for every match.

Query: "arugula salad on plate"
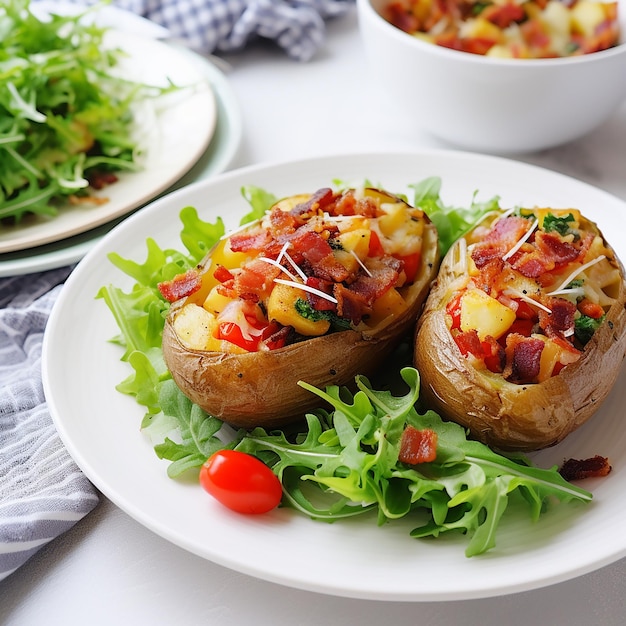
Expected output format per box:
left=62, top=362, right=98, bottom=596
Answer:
left=98, top=178, right=595, bottom=558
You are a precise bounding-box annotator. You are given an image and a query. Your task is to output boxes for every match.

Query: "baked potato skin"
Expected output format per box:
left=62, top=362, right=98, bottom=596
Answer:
left=414, top=217, right=626, bottom=452
left=162, top=194, right=439, bottom=430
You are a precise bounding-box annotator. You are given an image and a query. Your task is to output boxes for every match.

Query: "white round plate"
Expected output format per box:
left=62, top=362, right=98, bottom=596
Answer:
left=0, top=30, right=217, bottom=254
left=42, top=151, right=626, bottom=601
left=0, top=49, right=241, bottom=278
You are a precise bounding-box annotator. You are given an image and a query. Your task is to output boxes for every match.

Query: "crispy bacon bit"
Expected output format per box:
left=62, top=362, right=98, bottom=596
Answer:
left=471, top=242, right=508, bottom=269
left=535, top=231, right=580, bottom=266
left=289, top=188, right=335, bottom=218
left=399, top=426, right=438, bottom=465
left=538, top=297, right=576, bottom=337
left=213, top=265, right=234, bottom=283
left=268, top=207, right=298, bottom=238
left=229, top=229, right=272, bottom=252
left=87, top=170, right=118, bottom=190
left=158, top=270, right=201, bottom=303
left=503, top=334, right=544, bottom=383
left=559, top=455, right=612, bottom=481
left=334, top=283, right=370, bottom=325
left=305, top=277, right=336, bottom=311
left=233, top=259, right=281, bottom=301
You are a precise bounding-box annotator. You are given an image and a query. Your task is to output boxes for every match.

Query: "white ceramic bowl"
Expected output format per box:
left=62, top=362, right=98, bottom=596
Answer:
left=357, top=0, right=626, bottom=153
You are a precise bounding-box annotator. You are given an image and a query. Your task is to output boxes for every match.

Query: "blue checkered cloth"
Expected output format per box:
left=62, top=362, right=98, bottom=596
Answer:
left=88, top=0, right=353, bottom=61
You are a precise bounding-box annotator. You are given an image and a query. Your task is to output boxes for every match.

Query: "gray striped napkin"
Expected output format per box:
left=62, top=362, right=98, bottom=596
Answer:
left=0, top=268, right=99, bottom=581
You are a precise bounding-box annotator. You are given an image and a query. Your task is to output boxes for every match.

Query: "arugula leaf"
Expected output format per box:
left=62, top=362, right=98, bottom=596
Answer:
left=0, top=0, right=176, bottom=222
left=238, top=368, right=591, bottom=556
left=411, top=176, right=501, bottom=255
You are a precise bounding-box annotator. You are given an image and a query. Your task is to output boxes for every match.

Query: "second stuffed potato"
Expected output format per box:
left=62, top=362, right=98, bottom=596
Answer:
left=415, top=206, right=626, bottom=451
left=161, top=187, right=439, bottom=429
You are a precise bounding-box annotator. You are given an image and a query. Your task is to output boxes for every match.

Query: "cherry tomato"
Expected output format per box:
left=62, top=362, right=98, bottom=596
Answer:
left=199, top=450, right=282, bottom=514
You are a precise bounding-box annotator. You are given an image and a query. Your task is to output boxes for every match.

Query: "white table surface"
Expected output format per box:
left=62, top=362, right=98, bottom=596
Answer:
left=2, top=8, right=626, bottom=624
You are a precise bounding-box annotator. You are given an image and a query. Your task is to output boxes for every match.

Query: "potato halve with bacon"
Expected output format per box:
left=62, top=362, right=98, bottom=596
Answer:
left=161, top=187, right=439, bottom=429
left=414, top=207, right=626, bottom=451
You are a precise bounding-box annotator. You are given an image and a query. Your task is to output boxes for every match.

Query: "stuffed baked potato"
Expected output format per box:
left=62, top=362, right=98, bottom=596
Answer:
left=161, top=187, right=439, bottom=429
left=415, top=206, right=626, bottom=451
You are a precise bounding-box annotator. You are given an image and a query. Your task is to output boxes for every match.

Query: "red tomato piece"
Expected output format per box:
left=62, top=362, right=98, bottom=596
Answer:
left=199, top=450, right=283, bottom=514
left=368, top=230, right=385, bottom=257
left=395, top=251, right=421, bottom=284
left=217, top=322, right=260, bottom=352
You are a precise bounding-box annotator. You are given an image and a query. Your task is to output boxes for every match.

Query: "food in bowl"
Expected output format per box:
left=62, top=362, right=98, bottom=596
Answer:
left=161, top=187, right=440, bottom=429
left=383, top=0, right=620, bottom=58
left=358, top=0, right=626, bottom=151
left=414, top=205, right=626, bottom=451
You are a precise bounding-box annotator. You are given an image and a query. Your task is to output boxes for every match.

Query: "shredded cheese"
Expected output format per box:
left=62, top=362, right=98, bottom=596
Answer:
left=277, top=244, right=308, bottom=282
left=546, top=255, right=606, bottom=296
left=258, top=256, right=298, bottom=282
left=350, top=250, right=373, bottom=277
left=273, top=278, right=338, bottom=304
left=502, top=287, right=552, bottom=314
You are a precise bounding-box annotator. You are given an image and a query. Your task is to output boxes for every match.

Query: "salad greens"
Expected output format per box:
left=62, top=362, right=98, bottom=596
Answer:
left=0, top=0, right=175, bottom=222
left=98, top=178, right=592, bottom=557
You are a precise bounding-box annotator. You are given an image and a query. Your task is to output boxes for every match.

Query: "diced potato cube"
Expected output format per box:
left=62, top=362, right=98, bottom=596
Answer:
left=173, top=304, right=217, bottom=350
left=367, top=288, right=408, bottom=327
left=337, top=228, right=371, bottom=257
left=378, top=202, right=408, bottom=238
left=203, top=286, right=232, bottom=316
left=460, top=288, right=516, bottom=340
left=267, top=282, right=330, bottom=336
left=210, top=238, right=254, bottom=271
left=570, top=1, right=606, bottom=36
left=334, top=228, right=371, bottom=272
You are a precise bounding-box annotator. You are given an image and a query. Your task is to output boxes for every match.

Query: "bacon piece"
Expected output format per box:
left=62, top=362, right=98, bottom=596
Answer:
left=229, top=229, right=272, bottom=252
left=267, top=207, right=298, bottom=238
left=289, top=230, right=351, bottom=283
left=503, top=334, right=544, bottom=383
left=233, top=259, right=281, bottom=301
left=399, top=426, right=438, bottom=464
left=538, top=297, right=577, bottom=338
left=348, top=260, right=400, bottom=305
left=484, top=216, right=533, bottom=247
left=534, top=231, right=580, bottom=267
left=158, top=269, right=201, bottom=303
left=474, top=257, right=504, bottom=292
left=333, top=283, right=370, bottom=325
left=471, top=242, right=508, bottom=269
left=512, top=250, right=553, bottom=278
left=213, top=265, right=234, bottom=283
left=559, top=456, right=612, bottom=481
left=305, top=277, right=336, bottom=312
left=454, top=329, right=483, bottom=359
left=289, top=188, right=335, bottom=219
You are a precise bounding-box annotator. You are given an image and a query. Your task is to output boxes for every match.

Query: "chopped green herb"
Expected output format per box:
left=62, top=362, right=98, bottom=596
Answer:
left=542, top=213, right=576, bottom=236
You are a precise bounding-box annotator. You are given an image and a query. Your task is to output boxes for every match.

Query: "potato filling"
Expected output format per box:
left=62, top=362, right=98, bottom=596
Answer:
left=444, top=207, right=621, bottom=384
left=162, top=188, right=429, bottom=353
left=384, top=0, right=620, bottom=58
